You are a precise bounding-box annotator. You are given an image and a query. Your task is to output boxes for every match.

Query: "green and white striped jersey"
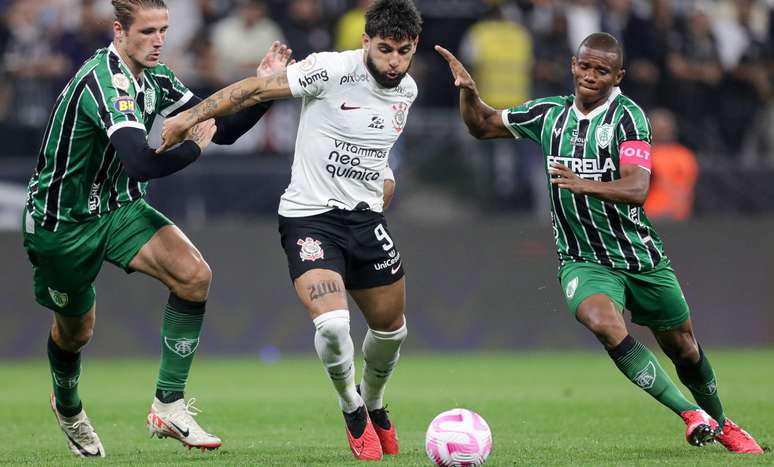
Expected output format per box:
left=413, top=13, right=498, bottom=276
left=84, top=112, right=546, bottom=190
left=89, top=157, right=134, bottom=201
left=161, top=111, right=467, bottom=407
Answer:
left=26, top=43, right=192, bottom=231
left=501, top=87, right=665, bottom=272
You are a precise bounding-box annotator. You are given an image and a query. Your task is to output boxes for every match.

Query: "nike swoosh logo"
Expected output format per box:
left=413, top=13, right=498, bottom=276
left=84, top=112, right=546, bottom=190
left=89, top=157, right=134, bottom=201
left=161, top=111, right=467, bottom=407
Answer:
left=352, top=439, right=365, bottom=456
left=64, top=431, right=102, bottom=457
left=170, top=421, right=190, bottom=438
left=340, top=103, right=361, bottom=110
left=391, top=262, right=402, bottom=274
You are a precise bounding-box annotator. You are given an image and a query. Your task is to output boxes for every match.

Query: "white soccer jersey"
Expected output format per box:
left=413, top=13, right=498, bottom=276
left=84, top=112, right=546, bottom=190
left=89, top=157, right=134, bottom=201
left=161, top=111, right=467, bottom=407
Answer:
left=280, top=49, right=417, bottom=217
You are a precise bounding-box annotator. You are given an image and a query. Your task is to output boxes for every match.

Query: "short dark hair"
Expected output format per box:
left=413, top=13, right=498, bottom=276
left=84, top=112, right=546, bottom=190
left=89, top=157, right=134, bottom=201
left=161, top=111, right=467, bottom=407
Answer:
left=578, top=32, right=624, bottom=67
left=365, top=0, right=423, bottom=42
left=112, top=0, right=167, bottom=30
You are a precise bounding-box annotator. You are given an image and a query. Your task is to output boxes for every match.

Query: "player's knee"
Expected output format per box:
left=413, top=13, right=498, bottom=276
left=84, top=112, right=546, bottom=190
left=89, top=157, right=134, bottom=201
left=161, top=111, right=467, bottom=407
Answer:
left=59, top=326, right=93, bottom=352
left=369, top=313, right=406, bottom=333
left=313, top=310, right=351, bottom=354
left=579, top=309, right=624, bottom=343
left=670, top=342, right=700, bottom=366
left=175, top=259, right=212, bottom=299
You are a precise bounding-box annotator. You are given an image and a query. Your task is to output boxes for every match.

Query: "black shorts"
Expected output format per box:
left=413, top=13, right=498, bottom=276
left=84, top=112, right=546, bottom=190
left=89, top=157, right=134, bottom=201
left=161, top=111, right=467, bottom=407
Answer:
left=278, top=209, right=405, bottom=289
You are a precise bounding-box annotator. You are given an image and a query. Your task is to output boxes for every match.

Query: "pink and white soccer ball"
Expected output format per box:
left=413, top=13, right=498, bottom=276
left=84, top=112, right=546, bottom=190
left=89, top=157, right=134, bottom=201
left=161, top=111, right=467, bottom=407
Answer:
left=425, top=408, right=492, bottom=467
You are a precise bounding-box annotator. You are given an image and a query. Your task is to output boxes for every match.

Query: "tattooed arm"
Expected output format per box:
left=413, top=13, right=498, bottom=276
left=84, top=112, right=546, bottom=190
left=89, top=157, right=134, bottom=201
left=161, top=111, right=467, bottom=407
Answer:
left=158, top=72, right=292, bottom=152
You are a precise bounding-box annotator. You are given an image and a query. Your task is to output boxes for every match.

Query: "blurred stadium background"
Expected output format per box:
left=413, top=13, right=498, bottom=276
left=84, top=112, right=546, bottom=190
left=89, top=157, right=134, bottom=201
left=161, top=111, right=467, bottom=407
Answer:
left=1, top=0, right=773, bottom=360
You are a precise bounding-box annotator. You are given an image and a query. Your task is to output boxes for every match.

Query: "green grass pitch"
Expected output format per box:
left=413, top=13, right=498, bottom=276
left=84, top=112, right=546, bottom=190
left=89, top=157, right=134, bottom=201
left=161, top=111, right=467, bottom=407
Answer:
left=2, top=350, right=772, bottom=466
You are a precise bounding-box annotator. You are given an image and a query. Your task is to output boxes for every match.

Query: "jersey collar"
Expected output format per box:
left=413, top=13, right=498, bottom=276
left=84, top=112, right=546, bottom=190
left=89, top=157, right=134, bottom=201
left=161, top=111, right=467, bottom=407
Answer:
left=108, top=42, right=146, bottom=93
left=572, top=86, right=620, bottom=120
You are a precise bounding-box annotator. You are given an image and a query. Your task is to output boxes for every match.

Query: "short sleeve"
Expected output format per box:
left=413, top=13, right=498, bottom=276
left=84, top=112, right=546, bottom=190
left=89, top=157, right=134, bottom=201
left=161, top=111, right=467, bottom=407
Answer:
left=501, top=97, right=563, bottom=143
left=618, top=103, right=652, bottom=144
left=89, top=66, right=146, bottom=137
left=150, top=64, right=194, bottom=117
left=286, top=52, right=344, bottom=99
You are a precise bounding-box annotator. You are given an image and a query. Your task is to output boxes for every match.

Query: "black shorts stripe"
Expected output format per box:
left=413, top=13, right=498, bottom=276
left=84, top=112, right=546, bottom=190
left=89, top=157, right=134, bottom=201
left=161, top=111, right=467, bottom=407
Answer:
left=43, top=80, right=90, bottom=230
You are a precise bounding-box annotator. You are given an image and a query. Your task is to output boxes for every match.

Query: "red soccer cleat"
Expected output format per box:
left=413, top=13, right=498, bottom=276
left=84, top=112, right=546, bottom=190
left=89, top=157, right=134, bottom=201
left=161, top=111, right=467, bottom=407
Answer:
left=343, top=406, right=383, bottom=461
left=368, top=407, right=399, bottom=455
left=680, top=409, right=718, bottom=447
left=717, top=418, right=764, bottom=454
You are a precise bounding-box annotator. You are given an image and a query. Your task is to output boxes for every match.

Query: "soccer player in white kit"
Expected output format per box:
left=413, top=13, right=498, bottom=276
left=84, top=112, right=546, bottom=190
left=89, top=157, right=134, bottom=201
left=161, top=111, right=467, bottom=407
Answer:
left=159, top=0, right=422, bottom=460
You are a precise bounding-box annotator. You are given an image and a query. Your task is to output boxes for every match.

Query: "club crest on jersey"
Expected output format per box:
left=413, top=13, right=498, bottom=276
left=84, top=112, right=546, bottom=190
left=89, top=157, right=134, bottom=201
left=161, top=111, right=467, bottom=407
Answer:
left=633, top=361, right=656, bottom=389
left=391, top=102, right=407, bottom=133
left=565, top=276, right=579, bottom=299
left=164, top=337, right=199, bottom=358
left=596, top=123, right=614, bottom=148
left=297, top=237, right=324, bottom=261
left=112, top=73, right=130, bottom=91
left=113, top=96, right=136, bottom=114
left=144, top=91, right=156, bottom=114
left=48, top=287, right=69, bottom=308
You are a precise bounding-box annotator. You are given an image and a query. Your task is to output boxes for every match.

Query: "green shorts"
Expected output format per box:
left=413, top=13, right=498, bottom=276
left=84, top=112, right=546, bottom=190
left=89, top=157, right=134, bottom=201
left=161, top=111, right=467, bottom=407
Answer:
left=22, top=199, right=172, bottom=316
left=558, top=258, right=690, bottom=331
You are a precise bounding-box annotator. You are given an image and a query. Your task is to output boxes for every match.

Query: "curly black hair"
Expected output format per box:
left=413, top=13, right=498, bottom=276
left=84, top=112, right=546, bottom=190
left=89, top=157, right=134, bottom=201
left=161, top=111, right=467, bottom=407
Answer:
left=365, top=0, right=423, bottom=42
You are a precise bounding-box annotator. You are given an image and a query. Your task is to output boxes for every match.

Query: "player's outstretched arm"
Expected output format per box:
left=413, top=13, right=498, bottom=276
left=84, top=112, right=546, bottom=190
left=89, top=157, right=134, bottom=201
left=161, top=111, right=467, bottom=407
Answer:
left=549, top=163, right=651, bottom=205
left=158, top=42, right=294, bottom=152
left=434, top=45, right=511, bottom=140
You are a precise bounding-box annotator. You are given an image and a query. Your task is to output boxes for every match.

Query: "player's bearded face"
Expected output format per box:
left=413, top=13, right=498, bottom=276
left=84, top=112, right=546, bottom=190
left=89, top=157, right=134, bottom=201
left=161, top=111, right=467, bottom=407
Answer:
left=571, top=46, right=624, bottom=107
left=364, top=36, right=417, bottom=88
left=116, top=7, right=168, bottom=71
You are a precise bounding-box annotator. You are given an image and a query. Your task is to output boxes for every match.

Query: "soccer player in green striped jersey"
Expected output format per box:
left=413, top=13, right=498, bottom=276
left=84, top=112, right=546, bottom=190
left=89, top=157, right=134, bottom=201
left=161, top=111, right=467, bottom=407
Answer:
left=21, top=0, right=291, bottom=457
left=437, top=32, right=762, bottom=454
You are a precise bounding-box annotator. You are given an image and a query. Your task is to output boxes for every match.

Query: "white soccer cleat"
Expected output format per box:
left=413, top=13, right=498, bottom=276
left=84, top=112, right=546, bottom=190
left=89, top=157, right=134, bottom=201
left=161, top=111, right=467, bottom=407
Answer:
left=146, top=397, right=222, bottom=451
left=50, top=393, right=105, bottom=457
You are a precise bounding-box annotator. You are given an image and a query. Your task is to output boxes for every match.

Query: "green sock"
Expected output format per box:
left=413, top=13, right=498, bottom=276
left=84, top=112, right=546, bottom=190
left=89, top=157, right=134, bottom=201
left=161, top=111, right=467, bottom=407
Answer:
left=156, top=294, right=205, bottom=395
left=676, top=346, right=725, bottom=425
left=607, top=335, right=699, bottom=415
left=48, top=334, right=82, bottom=417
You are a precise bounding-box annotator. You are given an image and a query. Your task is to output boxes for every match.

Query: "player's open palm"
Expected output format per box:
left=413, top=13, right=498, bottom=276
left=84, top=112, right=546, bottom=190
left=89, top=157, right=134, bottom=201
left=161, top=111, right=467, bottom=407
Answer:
left=257, top=41, right=294, bottom=78
left=187, top=119, right=217, bottom=152
left=434, top=45, right=475, bottom=91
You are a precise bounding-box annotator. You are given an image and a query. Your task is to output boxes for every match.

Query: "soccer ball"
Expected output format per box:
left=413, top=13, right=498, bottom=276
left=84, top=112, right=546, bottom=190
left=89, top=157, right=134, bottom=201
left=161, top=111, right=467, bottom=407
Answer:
left=425, top=408, right=492, bottom=467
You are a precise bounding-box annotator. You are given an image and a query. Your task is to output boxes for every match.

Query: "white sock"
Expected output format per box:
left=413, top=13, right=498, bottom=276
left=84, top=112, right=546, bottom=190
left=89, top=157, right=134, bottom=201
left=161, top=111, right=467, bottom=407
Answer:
left=360, top=318, right=408, bottom=411
left=313, top=309, right=361, bottom=413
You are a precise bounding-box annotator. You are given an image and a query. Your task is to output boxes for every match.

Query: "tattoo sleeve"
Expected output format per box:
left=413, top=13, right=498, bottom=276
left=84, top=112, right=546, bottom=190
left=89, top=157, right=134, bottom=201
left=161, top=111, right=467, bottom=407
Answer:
left=308, top=281, right=343, bottom=302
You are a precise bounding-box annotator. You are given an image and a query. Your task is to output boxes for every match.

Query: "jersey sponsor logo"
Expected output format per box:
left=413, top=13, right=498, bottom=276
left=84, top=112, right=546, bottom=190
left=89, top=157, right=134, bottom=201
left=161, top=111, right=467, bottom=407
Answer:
left=387, top=84, right=414, bottom=99
left=326, top=150, right=381, bottom=181
left=333, top=139, right=387, bottom=159
left=111, top=73, right=130, bottom=91
left=547, top=156, right=616, bottom=181
left=144, top=90, right=156, bottom=114
left=633, top=361, right=656, bottom=389
left=48, top=287, right=69, bottom=308
left=596, top=123, right=614, bottom=148
left=298, top=69, right=329, bottom=88
left=113, top=96, right=136, bottom=114
left=339, top=72, right=368, bottom=85
left=163, top=337, right=199, bottom=358
left=340, top=102, right=361, bottom=110
left=391, top=102, right=407, bottom=133
left=88, top=183, right=101, bottom=213
left=297, top=237, right=324, bottom=261
left=565, top=276, right=579, bottom=299
left=369, top=116, right=384, bottom=129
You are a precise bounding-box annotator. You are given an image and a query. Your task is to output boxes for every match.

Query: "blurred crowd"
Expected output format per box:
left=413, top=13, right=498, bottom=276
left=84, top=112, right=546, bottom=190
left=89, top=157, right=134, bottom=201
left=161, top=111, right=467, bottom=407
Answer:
left=0, top=1, right=772, bottom=193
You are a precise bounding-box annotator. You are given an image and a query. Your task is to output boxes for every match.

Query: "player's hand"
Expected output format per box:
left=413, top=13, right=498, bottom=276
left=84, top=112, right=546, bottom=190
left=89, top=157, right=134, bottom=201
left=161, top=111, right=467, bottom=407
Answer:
left=187, top=119, right=217, bottom=152
left=157, top=112, right=195, bottom=153
left=256, top=41, right=294, bottom=79
left=549, top=162, right=587, bottom=194
left=434, top=45, right=476, bottom=91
